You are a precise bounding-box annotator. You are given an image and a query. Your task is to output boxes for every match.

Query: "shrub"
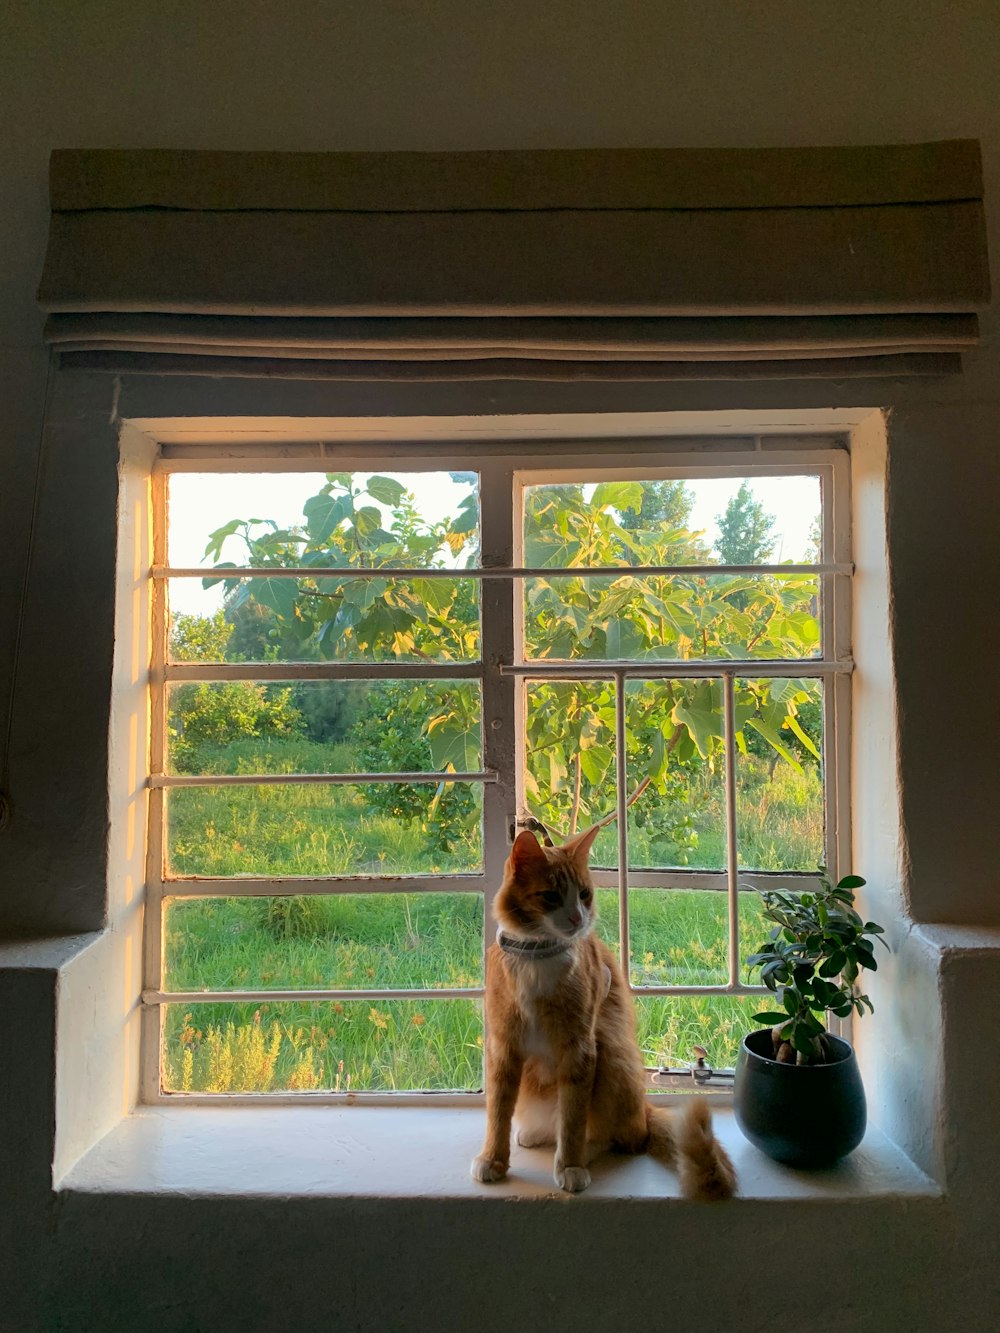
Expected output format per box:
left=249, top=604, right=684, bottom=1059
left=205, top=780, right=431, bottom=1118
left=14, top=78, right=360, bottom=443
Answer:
left=168, top=611, right=303, bottom=771
left=348, top=681, right=478, bottom=854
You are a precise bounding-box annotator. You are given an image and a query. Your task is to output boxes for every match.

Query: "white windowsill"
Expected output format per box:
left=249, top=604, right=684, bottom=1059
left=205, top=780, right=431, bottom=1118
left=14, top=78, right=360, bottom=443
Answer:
left=60, top=1104, right=937, bottom=1202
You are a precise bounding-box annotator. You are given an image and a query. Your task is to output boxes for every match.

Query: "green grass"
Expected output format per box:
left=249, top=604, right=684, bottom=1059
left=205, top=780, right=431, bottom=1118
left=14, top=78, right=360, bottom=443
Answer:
left=164, top=999, right=484, bottom=1094
left=167, top=739, right=482, bottom=877
left=161, top=736, right=821, bottom=1093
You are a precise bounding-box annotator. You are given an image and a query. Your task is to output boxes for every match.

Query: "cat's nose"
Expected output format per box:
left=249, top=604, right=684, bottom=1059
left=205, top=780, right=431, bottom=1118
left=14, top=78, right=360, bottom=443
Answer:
left=567, top=909, right=583, bottom=928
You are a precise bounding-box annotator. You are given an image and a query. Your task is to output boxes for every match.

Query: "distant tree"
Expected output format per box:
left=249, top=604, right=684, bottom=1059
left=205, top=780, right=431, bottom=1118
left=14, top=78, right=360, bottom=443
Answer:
left=714, top=482, right=776, bottom=566
left=806, top=513, right=822, bottom=563
left=619, top=480, right=694, bottom=533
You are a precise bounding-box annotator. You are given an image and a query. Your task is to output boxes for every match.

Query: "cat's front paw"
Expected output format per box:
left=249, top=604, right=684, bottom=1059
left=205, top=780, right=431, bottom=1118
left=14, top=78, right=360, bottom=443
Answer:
left=471, top=1154, right=509, bottom=1184
left=554, top=1164, right=591, bottom=1194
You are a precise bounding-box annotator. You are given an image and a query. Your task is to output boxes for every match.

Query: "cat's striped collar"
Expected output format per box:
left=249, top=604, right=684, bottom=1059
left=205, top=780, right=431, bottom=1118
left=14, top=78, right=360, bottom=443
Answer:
left=495, top=927, right=572, bottom=961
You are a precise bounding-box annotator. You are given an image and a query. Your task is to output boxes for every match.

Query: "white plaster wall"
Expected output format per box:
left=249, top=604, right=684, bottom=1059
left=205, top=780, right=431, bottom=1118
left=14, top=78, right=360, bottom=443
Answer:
left=1, top=3, right=1000, bottom=1330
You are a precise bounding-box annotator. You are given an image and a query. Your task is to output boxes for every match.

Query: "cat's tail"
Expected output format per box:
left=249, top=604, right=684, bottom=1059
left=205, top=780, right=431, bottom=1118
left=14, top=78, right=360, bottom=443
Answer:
left=646, top=1100, right=736, bottom=1201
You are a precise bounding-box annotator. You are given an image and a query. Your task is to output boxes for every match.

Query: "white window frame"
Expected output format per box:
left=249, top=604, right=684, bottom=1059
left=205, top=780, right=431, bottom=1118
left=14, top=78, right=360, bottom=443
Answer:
left=142, top=434, right=852, bottom=1104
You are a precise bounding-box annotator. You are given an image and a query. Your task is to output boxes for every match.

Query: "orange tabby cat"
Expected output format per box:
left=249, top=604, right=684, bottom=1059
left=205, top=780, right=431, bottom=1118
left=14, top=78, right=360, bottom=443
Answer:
left=471, top=826, right=736, bottom=1199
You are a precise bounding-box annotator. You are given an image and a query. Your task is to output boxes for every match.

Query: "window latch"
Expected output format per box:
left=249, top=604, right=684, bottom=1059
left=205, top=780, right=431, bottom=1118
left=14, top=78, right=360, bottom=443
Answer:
left=510, top=813, right=556, bottom=846
left=650, top=1046, right=735, bottom=1090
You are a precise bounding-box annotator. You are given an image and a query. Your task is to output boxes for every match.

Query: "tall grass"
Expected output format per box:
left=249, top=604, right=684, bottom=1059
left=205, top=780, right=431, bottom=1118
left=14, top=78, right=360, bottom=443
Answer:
left=161, top=737, right=822, bottom=1093
left=167, top=739, right=482, bottom=877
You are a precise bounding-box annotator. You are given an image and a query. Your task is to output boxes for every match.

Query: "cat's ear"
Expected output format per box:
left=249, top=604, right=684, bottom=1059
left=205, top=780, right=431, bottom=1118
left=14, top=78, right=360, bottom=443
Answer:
left=510, top=830, right=548, bottom=877
left=563, top=822, right=601, bottom=866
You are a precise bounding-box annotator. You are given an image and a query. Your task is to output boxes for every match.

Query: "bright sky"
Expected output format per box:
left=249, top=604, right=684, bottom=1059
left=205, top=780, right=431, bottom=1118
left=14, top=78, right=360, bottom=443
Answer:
left=167, top=470, right=820, bottom=617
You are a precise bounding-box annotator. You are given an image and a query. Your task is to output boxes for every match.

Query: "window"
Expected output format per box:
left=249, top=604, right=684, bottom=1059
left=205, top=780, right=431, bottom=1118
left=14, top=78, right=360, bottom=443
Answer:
left=144, top=436, right=851, bottom=1100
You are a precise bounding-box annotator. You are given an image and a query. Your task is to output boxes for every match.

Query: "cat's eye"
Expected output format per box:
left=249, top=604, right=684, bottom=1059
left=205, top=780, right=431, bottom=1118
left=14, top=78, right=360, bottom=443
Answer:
left=541, top=890, right=562, bottom=907
left=579, top=889, right=592, bottom=903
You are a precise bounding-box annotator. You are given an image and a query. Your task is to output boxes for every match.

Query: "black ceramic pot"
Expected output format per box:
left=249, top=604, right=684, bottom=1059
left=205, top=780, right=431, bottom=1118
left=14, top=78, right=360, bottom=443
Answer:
left=733, top=1028, right=867, bottom=1168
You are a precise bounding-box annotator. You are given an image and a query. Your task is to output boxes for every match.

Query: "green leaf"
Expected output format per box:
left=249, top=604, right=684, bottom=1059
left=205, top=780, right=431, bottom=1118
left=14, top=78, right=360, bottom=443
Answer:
left=591, top=481, right=644, bottom=513
left=672, top=680, right=723, bottom=760
left=819, top=951, right=846, bottom=977
left=251, top=577, right=298, bottom=620
left=648, top=727, right=666, bottom=781
left=365, top=475, right=406, bottom=506
left=752, top=1012, right=790, bottom=1027
left=838, top=875, right=866, bottom=889
left=745, top=718, right=803, bottom=773
left=784, top=712, right=821, bottom=761
left=411, top=578, right=454, bottom=612
left=303, top=493, right=349, bottom=543
left=606, top=616, right=644, bottom=659
left=579, top=743, right=613, bottom=785
left=450, top=494, right=479, bottom=535
left=427, top=718, right=481, bottom=772
left=791, top=1026, right=818, bottom=1056
left=354, top=506, right=383, bottom=538
left=204, top=520, right=241, bottom=561
left=341, top=578, right=388, bottom=611
left=201, top=561, right=238, bottom=590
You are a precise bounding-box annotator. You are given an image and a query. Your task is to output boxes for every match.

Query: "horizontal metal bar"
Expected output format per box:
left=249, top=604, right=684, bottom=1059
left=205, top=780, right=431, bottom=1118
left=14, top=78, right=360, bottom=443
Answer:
left=163, top=659, right=849, bottom=684
left=627, top=983, right=767, bottom=997
left=154, top=1091, right=484, bottom=1107
left=160, top=874, right=486, bottom=897
left=504, top=658, right=852, bottom=679
left=156, top=562, right=849, bottom=580
left=146, top=987, right=484, bottom=1005
left=152, top=770, right=495, bottom=788
left=163, top=661, right=483, bottom=682
left=157, top=870, right=821, bottom=896
left=148, top=982, right=762, bottom=1004
left=590, top=868, right=824, bottom=891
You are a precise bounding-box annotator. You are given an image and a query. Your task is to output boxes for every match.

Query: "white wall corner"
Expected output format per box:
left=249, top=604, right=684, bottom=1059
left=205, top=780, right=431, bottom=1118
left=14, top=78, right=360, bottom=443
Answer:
left=849, top=409, right=943, bottom=1178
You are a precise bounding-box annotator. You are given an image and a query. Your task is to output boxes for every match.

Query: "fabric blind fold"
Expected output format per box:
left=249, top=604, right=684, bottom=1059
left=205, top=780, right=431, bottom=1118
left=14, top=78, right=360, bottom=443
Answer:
left=38, top=143, right=989, bottom=380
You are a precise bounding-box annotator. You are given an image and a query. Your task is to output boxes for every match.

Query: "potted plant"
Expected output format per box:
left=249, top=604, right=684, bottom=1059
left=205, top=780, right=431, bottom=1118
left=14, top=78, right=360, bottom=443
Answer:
left=733, top=870, right=888, bottom=1168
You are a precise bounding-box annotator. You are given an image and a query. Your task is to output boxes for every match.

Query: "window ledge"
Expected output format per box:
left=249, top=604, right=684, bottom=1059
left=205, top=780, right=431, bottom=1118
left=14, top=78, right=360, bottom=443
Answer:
left=59, top=1104, right=938, bottom=1203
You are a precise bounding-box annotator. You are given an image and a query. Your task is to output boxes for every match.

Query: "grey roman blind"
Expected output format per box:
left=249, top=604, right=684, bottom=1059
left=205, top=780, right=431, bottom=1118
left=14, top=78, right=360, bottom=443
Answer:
left=38, top=142, right=990, bottom=380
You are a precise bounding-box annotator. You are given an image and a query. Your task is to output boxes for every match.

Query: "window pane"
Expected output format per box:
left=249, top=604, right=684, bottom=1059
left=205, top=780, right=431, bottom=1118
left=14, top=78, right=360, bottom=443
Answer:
left=167, top=577, right=480, bottom=663
left=166, top=680, right=482, bottom=776
left=627, top=888, right=767, bottom=987
left=167, top=468, right=481, bottom=662
left=165, top=782, right=483, bottom=877
left=522, top=475, right=820, bottom=568
left=522, top=678, right=619, bottom=867
left=162, top=999, right=483, bottom=1093
left=634, top=994, right=765, bottom=1071
left=736, top=677, right=825, bottom=870
left=523, top=571, right=819, bottom=661
left=163, top=894, right=484, bottom=992
left=168, top=471, right=480, bottom=570
left=625, top=679, right=727, bottom=870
